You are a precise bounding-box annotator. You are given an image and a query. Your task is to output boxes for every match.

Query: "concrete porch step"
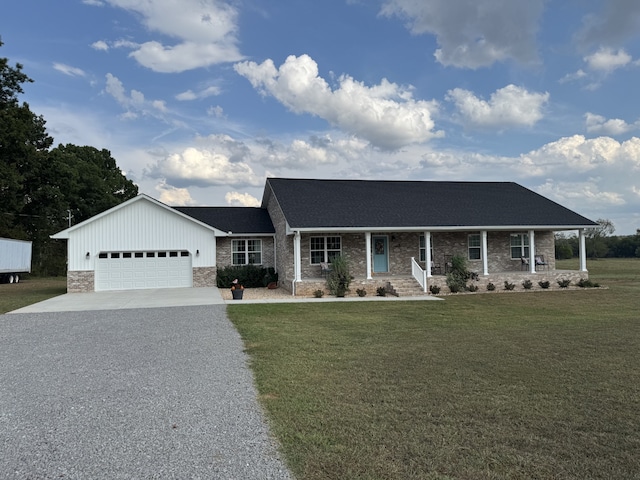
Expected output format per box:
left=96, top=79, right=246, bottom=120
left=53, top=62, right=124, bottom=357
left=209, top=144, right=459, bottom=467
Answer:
left=385, top=278, right=429, bottom=297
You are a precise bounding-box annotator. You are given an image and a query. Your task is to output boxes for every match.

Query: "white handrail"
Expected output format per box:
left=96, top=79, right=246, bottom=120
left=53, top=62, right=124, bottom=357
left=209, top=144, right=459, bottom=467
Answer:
left=411, top=257, right=428, bottom=292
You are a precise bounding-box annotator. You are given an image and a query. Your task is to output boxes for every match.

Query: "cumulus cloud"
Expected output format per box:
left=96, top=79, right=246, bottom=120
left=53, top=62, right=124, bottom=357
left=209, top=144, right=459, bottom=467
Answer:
left=225, top=191, right=260, bottom=207
left=559, top=69, right=587, bottom=84
left=446, top=84, right=548, bottom=129
left=234, top=54, right=442, bottom=150
left=585, top=113, right=638, bottom=135
left=93, top=0, right=244, bottom=72
left=155, top=181, right=196, bottom=206
left=53, top=63, right=86, bottom=77
left=537, top=179, right=626, bottom=206
left=584, top=48, right=633, bottom=72
left=145, top=144, right=262, bottom=189
left=380, top=0, right=545, bottom=68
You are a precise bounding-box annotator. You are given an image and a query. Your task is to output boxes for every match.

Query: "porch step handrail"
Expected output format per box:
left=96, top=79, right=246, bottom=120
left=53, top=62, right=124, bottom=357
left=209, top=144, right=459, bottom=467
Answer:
left=411, top=257, right=428, bottom=293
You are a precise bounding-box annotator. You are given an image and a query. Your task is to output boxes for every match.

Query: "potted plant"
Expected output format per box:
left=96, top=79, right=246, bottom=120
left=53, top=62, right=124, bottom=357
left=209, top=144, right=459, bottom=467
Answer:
left=231, top=278, right=244, bottom=299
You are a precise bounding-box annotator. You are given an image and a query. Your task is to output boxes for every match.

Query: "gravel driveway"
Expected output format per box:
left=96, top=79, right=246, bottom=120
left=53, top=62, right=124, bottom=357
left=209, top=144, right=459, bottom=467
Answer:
left=0, top=305, right=293, bottom=479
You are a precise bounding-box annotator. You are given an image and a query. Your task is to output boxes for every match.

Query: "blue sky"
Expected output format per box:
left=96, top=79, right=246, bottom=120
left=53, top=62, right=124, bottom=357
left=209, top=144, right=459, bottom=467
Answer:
left=3, top=0, right=640, bottom=233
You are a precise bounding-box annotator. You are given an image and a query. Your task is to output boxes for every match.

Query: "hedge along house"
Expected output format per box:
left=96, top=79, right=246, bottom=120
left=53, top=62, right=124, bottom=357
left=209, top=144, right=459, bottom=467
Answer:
left=51, top=194, right=275, bottom=292
left=261, top=178, right=598, bottom=296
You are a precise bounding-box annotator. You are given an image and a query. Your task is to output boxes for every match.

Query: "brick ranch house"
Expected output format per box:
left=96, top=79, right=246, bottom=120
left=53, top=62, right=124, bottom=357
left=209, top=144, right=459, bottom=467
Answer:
left=52, top=178, right=598, bottom=295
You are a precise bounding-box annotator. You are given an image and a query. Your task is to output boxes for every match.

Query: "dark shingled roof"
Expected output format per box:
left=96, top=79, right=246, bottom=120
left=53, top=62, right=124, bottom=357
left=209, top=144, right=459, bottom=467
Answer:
left=173, top=207, right=275, bottom=234
left=265, top=178, right=597, bottom=230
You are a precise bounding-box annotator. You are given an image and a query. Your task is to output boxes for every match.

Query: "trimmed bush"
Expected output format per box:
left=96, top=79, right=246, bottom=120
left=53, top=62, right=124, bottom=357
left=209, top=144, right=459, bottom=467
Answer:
left=504, top=281, right=515, bottom=291
left=313, top=289, right=324, bottom=298
left=429, top=284, right=441, bottom=295
left=217, top=265, right=278, bottom=288
left=557, top=278, right=571, bottom=288
left=538, top=280, right=550, bottom=289
left=356, top=288, right=367, bottom=297
left=522, top=279, right=533, bottom=290
left=376, top=286, right=387, bottom=297
left=487, top=282, right=496, bottom=291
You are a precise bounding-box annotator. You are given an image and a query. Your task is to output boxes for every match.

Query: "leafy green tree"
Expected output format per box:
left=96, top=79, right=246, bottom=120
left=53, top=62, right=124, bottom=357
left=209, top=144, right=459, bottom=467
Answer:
left=1, top=41, right=138, bottom=274
left=586, top=218, right=615, bottom=259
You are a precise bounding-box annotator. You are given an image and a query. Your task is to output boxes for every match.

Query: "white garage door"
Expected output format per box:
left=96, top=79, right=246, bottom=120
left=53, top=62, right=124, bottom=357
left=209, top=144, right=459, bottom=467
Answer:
left=95, top=250, right=192, bottom=291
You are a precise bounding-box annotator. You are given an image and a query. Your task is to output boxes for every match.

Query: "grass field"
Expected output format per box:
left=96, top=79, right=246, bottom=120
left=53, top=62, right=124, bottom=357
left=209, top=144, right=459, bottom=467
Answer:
left=228, top=259, right=640, bottom=479
left=0, top=276, right=67, bottom=314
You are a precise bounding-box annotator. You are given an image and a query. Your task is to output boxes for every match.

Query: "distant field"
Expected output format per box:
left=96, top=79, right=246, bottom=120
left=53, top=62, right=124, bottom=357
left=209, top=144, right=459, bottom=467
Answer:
left=0, top=276, right=67, bottom=314
left=229, top=258, right=640, bottom=479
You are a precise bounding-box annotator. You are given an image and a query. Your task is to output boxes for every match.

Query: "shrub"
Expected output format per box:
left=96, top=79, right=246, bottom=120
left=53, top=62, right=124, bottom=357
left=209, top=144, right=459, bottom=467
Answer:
left=326, top=255, right=351, bottom=297
left=445, top=255, right=478, bottom=293
left=468, top=284, right=479, bottom=292
left=577, top=278, right=600, bottom=288
left=313, top=289, right=324, bottom=298
left=486, top=282, right=496, bottom=291
left=217, top=265, right=278, bottom=288
left=538, top=280, right=550, bottom=289
left=429, top=284, right=441, bottom=295
left=557, top=278, right=571, bottom=288
left=504, top=281, right=515, bottom=291
left=376, top=286, right=387, bottom=297
left=356, top=288, right=367, bottom=297
left=522, top=279, right=533, bottom=290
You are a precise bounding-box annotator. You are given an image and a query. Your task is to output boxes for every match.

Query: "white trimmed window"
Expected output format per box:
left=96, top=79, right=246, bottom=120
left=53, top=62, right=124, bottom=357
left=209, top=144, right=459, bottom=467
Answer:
left=419, top=235, right=434, bottom=262
left=232, top=239, right=262, bottom=265
left=468, top=234, right=481, bottom=260
left=310, top=236, right=341, bottom=264
left=510, top=233, right=530, bottom=259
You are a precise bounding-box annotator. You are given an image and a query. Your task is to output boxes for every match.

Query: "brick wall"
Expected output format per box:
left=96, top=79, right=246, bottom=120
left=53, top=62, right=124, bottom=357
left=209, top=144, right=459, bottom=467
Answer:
left=215, top=237, right=275, bottom=269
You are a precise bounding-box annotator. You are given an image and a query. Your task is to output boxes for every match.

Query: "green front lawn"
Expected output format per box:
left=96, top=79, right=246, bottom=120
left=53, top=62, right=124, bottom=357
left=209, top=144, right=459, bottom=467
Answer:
left=0, top=276, right=67, bottom=314
left=229, top=259, right=640, bottom=479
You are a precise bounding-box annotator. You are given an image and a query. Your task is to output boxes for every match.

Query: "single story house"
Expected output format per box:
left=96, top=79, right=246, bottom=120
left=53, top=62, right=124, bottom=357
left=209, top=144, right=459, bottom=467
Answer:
left=52, top=178, right=598, bottom=295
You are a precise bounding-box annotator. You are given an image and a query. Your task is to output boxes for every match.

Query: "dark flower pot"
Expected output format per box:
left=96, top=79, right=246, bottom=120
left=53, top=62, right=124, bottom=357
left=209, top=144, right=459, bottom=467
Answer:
left=232, top=289, right=244, bottom=300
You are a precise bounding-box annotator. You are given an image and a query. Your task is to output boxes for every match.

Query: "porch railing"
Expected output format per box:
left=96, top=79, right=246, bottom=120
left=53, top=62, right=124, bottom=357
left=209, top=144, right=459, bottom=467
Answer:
left=411, top=257, right=427, bottom=293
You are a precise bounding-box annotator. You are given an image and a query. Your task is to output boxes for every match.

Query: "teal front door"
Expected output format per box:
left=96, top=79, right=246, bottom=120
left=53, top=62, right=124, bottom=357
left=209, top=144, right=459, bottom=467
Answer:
left=372, top=236, right=389, bottom=273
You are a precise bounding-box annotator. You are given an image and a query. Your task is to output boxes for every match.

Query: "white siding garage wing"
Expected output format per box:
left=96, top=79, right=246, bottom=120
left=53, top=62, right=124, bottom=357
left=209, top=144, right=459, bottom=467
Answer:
left=52, top=195, right=222, bottom=292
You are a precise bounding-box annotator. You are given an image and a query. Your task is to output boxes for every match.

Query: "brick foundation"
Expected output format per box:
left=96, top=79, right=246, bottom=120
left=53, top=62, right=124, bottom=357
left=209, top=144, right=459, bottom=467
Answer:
left=193, top=266, right=217, bottom=287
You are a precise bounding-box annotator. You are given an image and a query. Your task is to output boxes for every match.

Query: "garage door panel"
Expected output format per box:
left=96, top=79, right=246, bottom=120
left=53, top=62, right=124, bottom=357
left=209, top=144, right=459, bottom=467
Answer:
left=96, top=251, right=192, bottom=291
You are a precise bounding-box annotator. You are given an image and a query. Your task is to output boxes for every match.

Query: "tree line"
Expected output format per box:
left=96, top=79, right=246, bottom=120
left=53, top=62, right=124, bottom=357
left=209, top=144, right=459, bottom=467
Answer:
left=555, top=219, right=640, bottom=259
left=1, top=41, right=138, bottom=275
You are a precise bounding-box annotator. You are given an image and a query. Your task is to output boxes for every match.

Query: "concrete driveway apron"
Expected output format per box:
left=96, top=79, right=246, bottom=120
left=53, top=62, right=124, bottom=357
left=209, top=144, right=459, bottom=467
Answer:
left=0, top=301, right=293, bottom=479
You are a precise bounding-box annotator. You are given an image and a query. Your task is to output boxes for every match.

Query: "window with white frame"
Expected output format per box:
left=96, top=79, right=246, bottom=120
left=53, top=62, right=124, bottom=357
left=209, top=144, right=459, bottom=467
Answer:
left=419, top=235, right=434, bottom=262
left=232, top=239, right=262, bottom=265
left=310, top=236, right=341, bottom=264
left=468, top=234, right=481, bottom=260
left=510, top=233, right=530, bottom=259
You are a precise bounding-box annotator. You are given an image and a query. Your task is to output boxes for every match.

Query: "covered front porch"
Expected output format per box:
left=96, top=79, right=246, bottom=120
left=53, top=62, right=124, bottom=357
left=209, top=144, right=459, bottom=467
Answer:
left=288, top=229, right=590, bottom=297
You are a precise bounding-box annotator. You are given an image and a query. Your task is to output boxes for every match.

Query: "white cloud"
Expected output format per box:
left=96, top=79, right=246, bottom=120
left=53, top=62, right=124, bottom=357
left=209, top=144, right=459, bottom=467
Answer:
left=584, top=47, right=632, bottom=72
left=224, top=191, right=260, bottom=207
left=155, top=181, right=196, bottom=206
left=380, top=0, right=545, bottom=69
left=146, top=146, right=262, bottom=189
left=537, top=179, right=625, bottom=206
left=585, top=113, right=638, bottom=135
left=90, top=40, right=109, bottom=51
left=95, top=0, right=244, bottom=72
left=104, top=73, right=170, bottom=119
left=559, top=69, right=587, bottom=84
left=175, top=85, right=221, bottom=101
left=207, top=106, right=225, bottom=118
left=53, top=63, right=86, bottom=77
left=446, top=84, right=548, bottom=129
left=234, top=54, right=442, bottom=150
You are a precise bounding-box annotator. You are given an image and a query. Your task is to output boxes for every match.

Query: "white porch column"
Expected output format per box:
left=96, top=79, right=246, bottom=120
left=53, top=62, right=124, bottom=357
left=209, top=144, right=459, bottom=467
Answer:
left=579, top=228, right=588, bottom=272
left=529, top=230, right=536, bottom=274
left=365, top=232, right=372, bottom=279
left=425, top=231, right=432, bottom=277
left=481, top=230, right=488, bottom=276
left=293, top=231, right=301, bottom=282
